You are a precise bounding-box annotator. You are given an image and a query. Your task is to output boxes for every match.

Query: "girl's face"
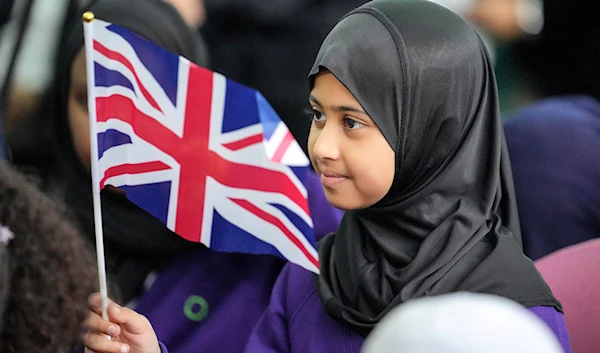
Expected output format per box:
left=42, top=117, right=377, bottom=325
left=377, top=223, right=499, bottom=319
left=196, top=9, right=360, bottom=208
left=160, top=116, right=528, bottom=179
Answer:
left=308, top=71, right=395, bottom=210
left=66, top=49, right=132, bottom=196
left=68, top=49, right=91, bottom=171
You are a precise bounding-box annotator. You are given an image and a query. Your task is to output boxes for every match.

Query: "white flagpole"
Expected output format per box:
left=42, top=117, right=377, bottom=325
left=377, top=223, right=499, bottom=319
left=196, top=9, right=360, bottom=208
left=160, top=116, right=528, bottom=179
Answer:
left=83, top=11, right=109, bottom=321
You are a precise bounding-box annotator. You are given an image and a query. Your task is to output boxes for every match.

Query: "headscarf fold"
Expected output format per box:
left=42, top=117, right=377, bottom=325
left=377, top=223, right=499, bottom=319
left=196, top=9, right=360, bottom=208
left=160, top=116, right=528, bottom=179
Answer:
left=310, top=0, right=560, bottom=336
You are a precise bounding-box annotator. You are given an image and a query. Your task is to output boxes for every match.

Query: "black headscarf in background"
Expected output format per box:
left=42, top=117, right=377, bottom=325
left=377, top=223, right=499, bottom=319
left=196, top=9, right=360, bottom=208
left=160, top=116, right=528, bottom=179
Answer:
left=311, top=0, right=561, bottom=337
left=33, top=0, right=207, bottom=303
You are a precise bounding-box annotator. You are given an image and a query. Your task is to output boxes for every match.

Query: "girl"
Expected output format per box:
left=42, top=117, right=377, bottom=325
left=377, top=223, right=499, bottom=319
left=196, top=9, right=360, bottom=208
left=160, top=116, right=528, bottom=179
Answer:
left=83, top=1, right=571, bottom=352
left=11, top=0, right=342, bottom=352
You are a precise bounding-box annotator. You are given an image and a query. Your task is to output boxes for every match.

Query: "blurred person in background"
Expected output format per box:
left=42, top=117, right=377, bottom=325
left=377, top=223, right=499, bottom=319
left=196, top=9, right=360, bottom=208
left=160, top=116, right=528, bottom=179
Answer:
left=1, top=0, right=74, bottom=157
left=163, top=0, right=206, bottom=29
left=427, top=0, right=536, bottom=115
left=535, top=238, right=600, bottom=353
left=468, top=0, right=600, bottom=259
left=503, top=94, right=600, bottom=259
left=468, top=0, right=595, bottom=102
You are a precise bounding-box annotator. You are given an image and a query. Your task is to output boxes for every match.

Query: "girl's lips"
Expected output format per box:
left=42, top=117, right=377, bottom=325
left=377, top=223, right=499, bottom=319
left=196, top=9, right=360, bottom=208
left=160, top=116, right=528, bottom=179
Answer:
left=320, top=172, right=348, bottom=188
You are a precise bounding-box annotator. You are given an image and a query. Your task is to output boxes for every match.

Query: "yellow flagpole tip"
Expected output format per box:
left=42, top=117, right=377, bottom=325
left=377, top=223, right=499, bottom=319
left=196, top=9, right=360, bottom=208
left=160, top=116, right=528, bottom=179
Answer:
left=82, top=11, right=95, bottom=22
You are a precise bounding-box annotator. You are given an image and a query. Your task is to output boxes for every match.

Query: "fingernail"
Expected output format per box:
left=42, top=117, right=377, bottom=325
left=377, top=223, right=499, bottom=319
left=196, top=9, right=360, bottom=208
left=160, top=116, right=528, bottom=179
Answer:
left=121, top=344, right=129, bottom=353
left=107, top=325, right=117, bottom=336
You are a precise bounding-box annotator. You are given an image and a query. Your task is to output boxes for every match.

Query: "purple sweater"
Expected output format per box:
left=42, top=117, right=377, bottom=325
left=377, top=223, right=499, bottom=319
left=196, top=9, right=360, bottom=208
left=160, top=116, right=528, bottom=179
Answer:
left=134, top=171, right=343, bottom=353
left=242, top=264, right=572, bottom=353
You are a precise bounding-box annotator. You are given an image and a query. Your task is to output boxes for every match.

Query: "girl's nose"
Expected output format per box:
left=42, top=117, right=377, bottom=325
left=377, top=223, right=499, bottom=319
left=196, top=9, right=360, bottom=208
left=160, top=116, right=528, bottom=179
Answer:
left=310, top=123, right=341, bottom=162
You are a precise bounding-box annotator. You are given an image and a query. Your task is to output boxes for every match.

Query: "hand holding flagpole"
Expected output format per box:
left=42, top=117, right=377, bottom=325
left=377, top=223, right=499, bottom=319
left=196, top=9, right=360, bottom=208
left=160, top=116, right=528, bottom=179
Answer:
left=83, top=11, right=109, bottom=321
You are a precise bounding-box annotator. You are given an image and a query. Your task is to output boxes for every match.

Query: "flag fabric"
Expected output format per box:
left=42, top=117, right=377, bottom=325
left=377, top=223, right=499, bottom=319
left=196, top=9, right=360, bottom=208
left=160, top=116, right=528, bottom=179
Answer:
left=85, top=19, right=319, bottom=273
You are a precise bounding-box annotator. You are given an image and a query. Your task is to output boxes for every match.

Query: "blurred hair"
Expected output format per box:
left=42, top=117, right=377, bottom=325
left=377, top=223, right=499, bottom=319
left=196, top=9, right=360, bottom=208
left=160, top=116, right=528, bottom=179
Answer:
left=0, top=162, right=98, bottom=353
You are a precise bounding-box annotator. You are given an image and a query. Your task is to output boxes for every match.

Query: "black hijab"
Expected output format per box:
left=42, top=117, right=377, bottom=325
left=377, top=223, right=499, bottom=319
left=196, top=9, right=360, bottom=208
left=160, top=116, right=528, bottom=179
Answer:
left=42, top=0, right=208, bottom=303
left=310, top=0, right=561, bottom=337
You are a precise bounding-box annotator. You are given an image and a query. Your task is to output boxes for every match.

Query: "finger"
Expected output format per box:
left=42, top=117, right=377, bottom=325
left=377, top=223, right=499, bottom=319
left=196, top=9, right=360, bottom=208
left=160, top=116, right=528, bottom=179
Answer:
left=106, top=305, right=152, bottom=335
left=84, top=332, right=130, bottom=353
left=84, top=345, right=102, bottom=353
left=88, top=293, right=118, bottom=315
left=83, top=311, right=122, bottom=338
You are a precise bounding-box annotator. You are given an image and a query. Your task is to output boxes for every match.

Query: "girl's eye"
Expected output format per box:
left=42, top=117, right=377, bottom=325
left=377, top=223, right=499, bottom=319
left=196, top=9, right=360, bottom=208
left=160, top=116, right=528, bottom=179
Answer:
left=343, top=117, right=364, bottom=130
left=312, top=109, right=325, bottom=122
left=76, top=92, right=88, bottom=108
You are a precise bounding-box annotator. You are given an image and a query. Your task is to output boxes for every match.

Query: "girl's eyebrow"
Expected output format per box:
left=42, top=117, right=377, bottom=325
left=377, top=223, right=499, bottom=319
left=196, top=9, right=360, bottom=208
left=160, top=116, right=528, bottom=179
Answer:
left=309, top=95, right=367, bottom=115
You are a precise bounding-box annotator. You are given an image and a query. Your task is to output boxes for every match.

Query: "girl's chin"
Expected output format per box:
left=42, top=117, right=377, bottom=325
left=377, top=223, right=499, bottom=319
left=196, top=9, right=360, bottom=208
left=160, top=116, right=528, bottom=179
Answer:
left=323, top=192, right=354, bottom=212
left=323, top=189, right=382, bottom=212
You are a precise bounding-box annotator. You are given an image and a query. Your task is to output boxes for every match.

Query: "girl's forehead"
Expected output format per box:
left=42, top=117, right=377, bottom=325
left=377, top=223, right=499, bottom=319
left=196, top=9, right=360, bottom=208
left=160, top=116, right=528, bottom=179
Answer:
left=308, top=11, right=404, bottom=145
left=310, top=72, right=366, bottom=112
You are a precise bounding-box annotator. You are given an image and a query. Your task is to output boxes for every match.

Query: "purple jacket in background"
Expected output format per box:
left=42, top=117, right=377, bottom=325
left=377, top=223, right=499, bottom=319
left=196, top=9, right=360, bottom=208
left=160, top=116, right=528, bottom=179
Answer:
left=243, top=264, right=572, bottom=353
left=135, top=170, right=343, bottom=353
left=504, top=95, right=600, bottom=260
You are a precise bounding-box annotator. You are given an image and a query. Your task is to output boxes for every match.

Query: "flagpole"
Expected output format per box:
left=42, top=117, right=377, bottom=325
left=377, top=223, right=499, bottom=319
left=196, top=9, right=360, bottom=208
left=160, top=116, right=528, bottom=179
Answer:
left=83, top=11, right=109, bottom=321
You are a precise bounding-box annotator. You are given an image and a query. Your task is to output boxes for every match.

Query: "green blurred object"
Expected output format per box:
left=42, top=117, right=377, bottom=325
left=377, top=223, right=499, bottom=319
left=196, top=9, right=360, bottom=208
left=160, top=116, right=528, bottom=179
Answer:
left=493, top=44, right=538, bottom=120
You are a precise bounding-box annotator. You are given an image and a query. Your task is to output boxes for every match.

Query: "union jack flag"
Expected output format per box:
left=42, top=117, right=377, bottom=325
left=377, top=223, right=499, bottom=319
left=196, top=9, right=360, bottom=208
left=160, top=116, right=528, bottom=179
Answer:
left=84, top=19, right=319, bottom=273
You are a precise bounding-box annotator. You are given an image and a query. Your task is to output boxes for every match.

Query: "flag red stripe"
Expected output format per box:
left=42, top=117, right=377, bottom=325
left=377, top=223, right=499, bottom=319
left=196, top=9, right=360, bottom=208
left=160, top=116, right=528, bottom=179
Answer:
left=271, top=130, right=295, bottom=163
left=210, top=156, right=310, bottom=215
left=100, top=161, right=171, bottom=188
left=173, top=66, right=213, bottom=242
left=222, top=133, right=263, bottom=151
left=230, top=198, right=319, bottom=269
left=96, top=96, right=181, bottom=151
left=93, top=40, right=163, bottom=114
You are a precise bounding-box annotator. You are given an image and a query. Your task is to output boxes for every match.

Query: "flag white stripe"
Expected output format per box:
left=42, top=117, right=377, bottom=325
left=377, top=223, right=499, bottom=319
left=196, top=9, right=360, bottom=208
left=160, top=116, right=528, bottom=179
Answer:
left=103, top=169, right=176, bottom=189
left=278, top=142, right=310, bottom=166
left=263, top=123, right=287, bottom=158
